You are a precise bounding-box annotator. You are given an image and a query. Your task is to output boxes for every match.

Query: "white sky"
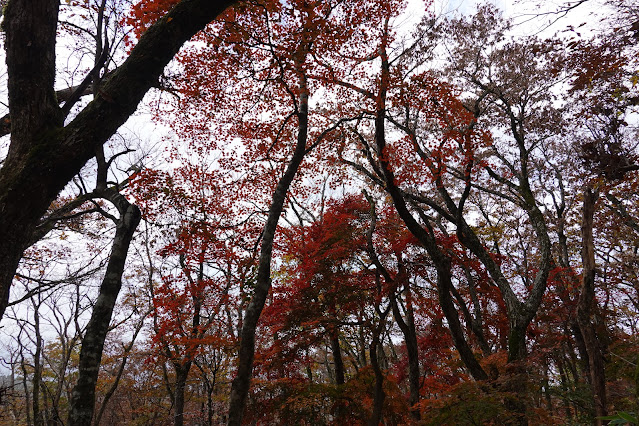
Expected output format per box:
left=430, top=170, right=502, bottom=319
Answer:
left=429, top=0, right=606, bottom=37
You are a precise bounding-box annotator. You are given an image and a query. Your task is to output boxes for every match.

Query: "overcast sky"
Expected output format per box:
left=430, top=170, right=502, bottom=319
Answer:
left=425, top=0, right=605, bottom=37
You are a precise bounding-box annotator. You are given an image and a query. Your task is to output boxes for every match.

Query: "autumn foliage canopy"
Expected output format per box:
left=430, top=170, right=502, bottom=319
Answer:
left=0, top=0, right=638, bottom=425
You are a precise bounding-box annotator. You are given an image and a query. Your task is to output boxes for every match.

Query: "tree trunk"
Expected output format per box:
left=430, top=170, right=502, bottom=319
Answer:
left=330, top=328, right=345, bottom=385
left=226, top=83, right=310, bottom=426
left=575, top=187, right=607, bottom=423
left=330, top=326, right=347, bottom=421
left=390, top=291, right=420, bottom=420
left=32, top=303, right=43, bottom=426
left=368, top=285, right=390, bottom=426
left=68, top=192, right=141, bottom=426
left=507, top=319, right=528, bottom=362
left=0, top=0, right=62, bottom=324
left=207, top=383, right=214, bottom=426
left=370, top=29, right=487, bottom=383
left=173, top=362, right=192, bottom=426
left=368, top=333, right=386, bottom=426
left=19, top=348, right=33, bottom=426
left=571, top=321, right=592, bottom=383
left=377, top=135, right=488, bottom=381
left=502, top=318, right=530, bottom=424
left=359, top=323, right=368, bottom=367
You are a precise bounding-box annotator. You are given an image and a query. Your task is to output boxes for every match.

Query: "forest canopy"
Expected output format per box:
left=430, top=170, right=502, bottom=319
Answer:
left=0, top=0, right=638, bottom=425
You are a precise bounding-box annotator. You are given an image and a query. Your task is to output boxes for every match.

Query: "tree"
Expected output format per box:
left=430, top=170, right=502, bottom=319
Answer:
left=134, top=1, right=395, bottom=422
left=330, top=7, right=492, bottom=381
left=67, top=187, right=141, bottom=426
left=133, top=163, right=244, bottom=426
left=0, top=0, right=236, bottom=321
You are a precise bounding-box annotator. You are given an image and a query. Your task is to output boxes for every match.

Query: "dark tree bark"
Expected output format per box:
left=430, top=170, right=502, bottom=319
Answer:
left=330, top=328, right=345, bottom=385
left=368, top=297, right=390, bottom=426
left=435, top=258, right=489, bottom=381
left=68, top=190, right=141, bottom=426
left=379, top=131, right=488, bottom=382
left=329, top=325, right=347, bottom=420
left=575, top=187, right=608, bottom=423
left=390, top=290, right=421, bottom=420
left=0, top=0, right=236, bottom=321
left=0, top=84, right=93, bottom=138
left=173, top=362, right=193, bottom=426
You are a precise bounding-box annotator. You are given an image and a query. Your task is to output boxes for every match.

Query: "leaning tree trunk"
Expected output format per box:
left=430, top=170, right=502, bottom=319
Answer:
left=226, top=80, right=310, bottom=426
left=371, top=31, right=487, bottom=383
left=68, top=190, right=141, bottom=426
left=373, top=102, right=487, bottom=381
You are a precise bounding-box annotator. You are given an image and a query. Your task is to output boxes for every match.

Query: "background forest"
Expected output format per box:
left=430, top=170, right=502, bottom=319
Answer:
left=0, top=0, right=638, bottom=425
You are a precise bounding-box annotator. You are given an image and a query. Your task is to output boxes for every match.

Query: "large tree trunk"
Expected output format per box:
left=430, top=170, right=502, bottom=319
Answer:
left=507, top=319, right=529, bottom=362
left=575, top=187, right=607, bottom=423
left=68, top=191, right=140, bottom=426
left=0, top=0, right=235, bottom=321
left=330, top=325, right=347, bottom=421
left=1, top=0, right=62, bottom=325
left=173, top=362, right=193, bottom=426
left=374, top=103, right=487, bottom=380
left=377, top=134, right=488, bottom=382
